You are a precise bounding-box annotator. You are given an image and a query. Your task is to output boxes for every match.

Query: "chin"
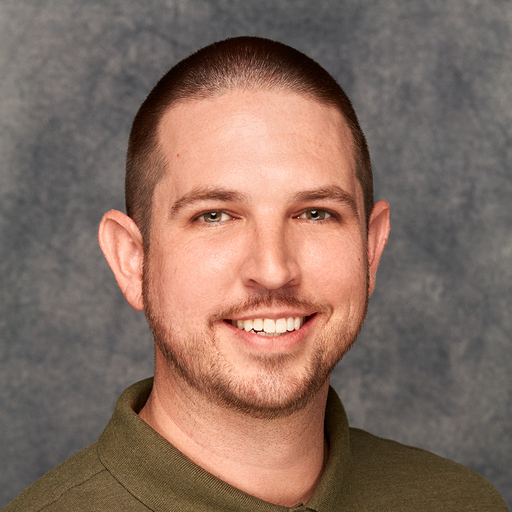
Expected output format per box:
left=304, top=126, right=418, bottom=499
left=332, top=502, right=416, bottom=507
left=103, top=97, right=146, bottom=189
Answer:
left=207, top=355, right=333, bottom=419
left=154, top=322, right=347, bottom=420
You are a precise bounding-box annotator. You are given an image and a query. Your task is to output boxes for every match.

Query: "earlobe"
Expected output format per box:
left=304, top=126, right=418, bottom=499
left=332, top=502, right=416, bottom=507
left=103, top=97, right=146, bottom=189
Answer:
left=98, top=210, right=145, bottom=311
left=367, top=200, right=391, bottom=297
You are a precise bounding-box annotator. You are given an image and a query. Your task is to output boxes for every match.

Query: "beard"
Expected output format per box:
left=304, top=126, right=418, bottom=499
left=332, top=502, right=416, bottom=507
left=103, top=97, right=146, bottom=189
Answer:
left=143, top=260, right=369, bottom=420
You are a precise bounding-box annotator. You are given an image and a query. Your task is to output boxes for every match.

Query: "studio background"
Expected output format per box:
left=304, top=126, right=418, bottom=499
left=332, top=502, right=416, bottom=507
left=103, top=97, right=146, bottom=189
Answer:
left=1, top=0, right=510, bottom=508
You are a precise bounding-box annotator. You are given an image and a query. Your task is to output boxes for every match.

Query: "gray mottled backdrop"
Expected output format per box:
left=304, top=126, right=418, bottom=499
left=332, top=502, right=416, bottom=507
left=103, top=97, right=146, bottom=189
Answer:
left=1, top=0, right=511, bottom=508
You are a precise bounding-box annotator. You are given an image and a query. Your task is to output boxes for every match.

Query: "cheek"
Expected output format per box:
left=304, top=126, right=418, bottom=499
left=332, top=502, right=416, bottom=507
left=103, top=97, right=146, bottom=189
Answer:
left=149, top=235, right=243, bottom=309
left=301, top=234, right=367, bottom=298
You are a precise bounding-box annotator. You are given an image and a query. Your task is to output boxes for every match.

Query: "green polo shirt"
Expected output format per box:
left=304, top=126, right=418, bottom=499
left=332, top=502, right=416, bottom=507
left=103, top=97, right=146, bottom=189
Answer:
left=4, top=379, right=507, bottom=511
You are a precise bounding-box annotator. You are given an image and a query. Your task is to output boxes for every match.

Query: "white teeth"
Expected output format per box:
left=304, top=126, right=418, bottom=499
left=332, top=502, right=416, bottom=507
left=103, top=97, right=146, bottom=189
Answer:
left=263, top=319, right=276, bottom=333
left=275, top=318, right=287, bottom=333
left=253, top=318, right=263, bottom=331
left=231, top=316, right=307, bottom=336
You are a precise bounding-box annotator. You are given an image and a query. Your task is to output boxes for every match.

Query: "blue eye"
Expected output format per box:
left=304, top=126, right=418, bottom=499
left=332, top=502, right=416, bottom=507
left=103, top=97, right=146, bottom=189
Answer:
left=298, top=209, right=331, bottom=221
left=200, top=211, right=231, bottom=223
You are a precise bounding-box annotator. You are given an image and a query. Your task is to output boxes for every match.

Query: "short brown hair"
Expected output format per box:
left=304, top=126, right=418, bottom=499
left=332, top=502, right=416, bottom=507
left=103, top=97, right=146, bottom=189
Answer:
left=126, top=36, right=373, bottom=244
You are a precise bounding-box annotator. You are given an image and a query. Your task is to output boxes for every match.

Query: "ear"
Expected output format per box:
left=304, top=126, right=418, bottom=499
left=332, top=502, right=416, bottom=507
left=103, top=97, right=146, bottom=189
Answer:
left=366, top=200, right=390, bottom=297
left=98, top=210, right=145, bottom=311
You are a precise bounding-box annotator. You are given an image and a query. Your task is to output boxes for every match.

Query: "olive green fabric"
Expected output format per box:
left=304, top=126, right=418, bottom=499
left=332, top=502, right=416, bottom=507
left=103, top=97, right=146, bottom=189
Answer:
left=3, top=379, right=507, bottom=512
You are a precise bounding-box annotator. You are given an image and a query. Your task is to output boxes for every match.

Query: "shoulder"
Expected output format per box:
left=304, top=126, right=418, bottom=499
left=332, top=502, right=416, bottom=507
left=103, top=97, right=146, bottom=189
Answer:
left=2, top=442, right=148, bottom=512
left=348, top=427, right=508, bottom=511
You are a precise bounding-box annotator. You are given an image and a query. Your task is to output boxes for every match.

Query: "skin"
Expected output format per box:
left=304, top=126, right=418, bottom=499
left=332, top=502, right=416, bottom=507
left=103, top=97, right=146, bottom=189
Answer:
left=99, top=89, right=390, bottom=506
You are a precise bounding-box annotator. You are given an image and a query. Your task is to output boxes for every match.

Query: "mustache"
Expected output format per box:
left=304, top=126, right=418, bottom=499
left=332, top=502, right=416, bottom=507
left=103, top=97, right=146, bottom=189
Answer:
left=210, top=289, right=329, bottom=324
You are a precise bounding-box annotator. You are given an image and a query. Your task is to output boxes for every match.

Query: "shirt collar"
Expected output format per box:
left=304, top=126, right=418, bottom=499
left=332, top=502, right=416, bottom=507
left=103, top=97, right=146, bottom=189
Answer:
left=98, top=378, right=355, bottom=512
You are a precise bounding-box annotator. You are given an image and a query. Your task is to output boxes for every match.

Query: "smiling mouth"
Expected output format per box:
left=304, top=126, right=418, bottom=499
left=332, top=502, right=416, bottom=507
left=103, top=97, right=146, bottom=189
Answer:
left=229, top=317, right=308, bottom=337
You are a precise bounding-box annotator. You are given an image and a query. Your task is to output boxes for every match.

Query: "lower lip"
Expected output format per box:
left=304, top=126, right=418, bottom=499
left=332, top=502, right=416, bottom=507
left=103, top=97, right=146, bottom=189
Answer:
left=223, top=315, right=316, bottom=354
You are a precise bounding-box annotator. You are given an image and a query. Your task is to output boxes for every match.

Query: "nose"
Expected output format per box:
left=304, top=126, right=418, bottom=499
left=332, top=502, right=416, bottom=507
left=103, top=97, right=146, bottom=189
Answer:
left=240, top=221, right=301, bottom=290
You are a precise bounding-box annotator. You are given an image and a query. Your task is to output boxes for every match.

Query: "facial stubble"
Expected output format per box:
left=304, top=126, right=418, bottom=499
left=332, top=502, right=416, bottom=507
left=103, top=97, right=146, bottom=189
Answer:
left=142, top=255, right=369, bottom=420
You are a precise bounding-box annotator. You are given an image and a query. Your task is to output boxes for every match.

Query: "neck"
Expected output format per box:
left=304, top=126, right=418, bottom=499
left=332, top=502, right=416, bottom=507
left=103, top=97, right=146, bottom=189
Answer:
left=139, top=370, right=330, bottom=507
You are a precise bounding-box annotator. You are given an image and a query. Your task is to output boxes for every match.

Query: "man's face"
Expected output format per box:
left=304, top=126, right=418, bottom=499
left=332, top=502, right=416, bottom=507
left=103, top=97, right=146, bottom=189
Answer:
left=143, top=89, right=373, bottom=418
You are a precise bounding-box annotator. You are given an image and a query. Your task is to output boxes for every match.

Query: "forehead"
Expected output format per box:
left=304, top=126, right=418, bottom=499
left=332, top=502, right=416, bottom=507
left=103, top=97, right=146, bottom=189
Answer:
left=155, top=89, right=361, bottom=209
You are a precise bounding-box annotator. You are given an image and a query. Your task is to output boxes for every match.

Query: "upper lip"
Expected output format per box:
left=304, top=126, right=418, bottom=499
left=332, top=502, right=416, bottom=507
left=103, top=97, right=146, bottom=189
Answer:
left=226, top=311, right=315, bottom=321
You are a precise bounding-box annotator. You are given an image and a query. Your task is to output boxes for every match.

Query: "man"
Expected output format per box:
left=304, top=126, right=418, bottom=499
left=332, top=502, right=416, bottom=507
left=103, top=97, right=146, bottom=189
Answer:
left=4, top=37, right=507, bottom=511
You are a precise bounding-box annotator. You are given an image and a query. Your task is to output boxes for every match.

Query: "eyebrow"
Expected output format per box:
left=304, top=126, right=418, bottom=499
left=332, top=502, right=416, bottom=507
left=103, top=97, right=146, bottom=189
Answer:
left=169, top=184, right=359, bottom=219
left=170, top=187, right=249, bottom=218
left=292, top=186, right=359, bottom=219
